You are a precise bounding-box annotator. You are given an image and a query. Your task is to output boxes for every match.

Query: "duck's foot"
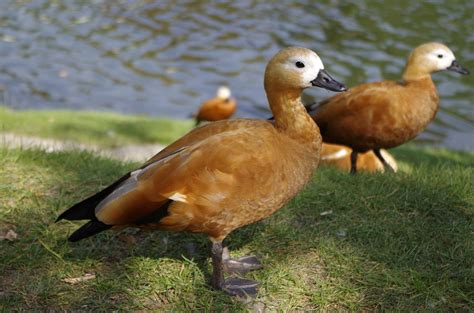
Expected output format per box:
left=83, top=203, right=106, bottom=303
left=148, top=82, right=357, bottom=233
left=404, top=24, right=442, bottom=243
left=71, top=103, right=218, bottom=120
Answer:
left=222, top=247, right=263, bottom=274
left=222, top=277, right=260, bottom=297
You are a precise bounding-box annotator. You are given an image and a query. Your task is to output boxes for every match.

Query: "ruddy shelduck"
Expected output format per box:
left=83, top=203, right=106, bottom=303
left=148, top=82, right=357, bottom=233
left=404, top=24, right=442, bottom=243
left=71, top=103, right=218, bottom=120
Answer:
left=311, top=42, right=469, bottom=174
left=194, top=86, right=236, bottom=126
left=320, top=143, right=397, bottom=173
left=56, top=47, right=346, bottom=296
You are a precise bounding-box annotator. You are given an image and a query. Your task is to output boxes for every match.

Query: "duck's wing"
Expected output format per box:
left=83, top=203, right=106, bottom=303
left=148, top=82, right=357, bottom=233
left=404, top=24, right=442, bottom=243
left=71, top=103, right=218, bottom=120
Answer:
left=55, top=147, right=186, bottom=224
left=94, top=125, right=276, bottom=227
left=196, top=98, right=221, bottom=119
left=57, top=120, right=253, bottom=222
left=60, top=121, right=279, bottom=240
left=312, top=81, right=398, bottom=136
left=145, top=119, right=269, bottom=166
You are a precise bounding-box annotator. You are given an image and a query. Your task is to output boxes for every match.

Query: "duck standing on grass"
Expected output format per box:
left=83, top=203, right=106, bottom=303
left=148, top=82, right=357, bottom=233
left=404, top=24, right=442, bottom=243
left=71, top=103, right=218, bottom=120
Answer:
left=320, top=143, right=397, bottom=173
left=193, top=86, right=237, bottom=126
left=56, top=47, right=346, bottom=297
left=310, top=42, right=469, bottom=174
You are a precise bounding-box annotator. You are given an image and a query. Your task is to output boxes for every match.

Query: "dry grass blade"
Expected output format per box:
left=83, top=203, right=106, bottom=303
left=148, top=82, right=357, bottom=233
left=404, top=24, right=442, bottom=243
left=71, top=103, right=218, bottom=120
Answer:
left=62, top=273, right=96, bottom=285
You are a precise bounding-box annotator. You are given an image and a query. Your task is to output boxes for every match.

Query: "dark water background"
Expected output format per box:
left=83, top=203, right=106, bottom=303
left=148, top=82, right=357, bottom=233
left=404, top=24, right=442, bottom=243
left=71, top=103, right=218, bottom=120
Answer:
left=0, top=0, right=473, bottom=150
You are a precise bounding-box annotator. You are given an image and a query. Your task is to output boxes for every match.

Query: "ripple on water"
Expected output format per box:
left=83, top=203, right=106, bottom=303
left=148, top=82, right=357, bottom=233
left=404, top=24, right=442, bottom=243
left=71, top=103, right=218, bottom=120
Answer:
left=0, top=0, right=472, bottom=150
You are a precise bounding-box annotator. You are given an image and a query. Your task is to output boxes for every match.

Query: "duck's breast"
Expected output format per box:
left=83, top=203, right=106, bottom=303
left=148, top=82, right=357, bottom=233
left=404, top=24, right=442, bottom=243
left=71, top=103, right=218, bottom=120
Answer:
left=374, top=79, right=438, bottom=147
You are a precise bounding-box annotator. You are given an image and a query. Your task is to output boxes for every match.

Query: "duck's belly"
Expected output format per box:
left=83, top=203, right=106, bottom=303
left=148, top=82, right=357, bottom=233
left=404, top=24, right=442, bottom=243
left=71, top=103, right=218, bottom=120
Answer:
left=341, top=110, right=433, bottom=152
left=198, top=173, right=311, bottom=240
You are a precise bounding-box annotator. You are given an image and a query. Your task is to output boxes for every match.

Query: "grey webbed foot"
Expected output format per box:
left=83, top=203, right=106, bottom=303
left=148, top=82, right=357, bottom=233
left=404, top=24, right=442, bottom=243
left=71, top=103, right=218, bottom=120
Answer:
left=222, top=247, right=263, bottom=274
left=211, top=243, right=262, bottom=297
left=222, top=277, right=260, bottom=297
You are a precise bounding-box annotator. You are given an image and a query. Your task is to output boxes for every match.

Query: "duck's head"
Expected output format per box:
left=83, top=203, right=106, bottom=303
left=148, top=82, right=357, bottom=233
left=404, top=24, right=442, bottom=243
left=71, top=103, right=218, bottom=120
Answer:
left=404, top=42, right=470, bottom=80
left=264, top=47, right=346, bottom=95
left=216, top=86, right=231, bottom=100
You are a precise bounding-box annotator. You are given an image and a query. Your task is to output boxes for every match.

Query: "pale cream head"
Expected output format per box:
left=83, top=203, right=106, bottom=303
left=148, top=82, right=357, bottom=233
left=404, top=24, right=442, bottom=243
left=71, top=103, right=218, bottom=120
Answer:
left=411, top=43, right=455, bottom=71
left=403, top=42, right=469, bottom=80
left=264, top=47, right=325, bottom=92
left=216, top=86, right=231, bottom=99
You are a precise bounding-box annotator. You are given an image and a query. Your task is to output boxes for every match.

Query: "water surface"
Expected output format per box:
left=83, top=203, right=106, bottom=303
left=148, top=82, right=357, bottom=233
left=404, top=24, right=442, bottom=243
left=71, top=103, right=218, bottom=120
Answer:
left=0, top=0, right=473, bottom=149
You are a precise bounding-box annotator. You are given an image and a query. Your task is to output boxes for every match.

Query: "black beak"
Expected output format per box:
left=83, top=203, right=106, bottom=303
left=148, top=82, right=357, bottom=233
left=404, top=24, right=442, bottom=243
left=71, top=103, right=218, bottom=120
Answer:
left=447, top=60, right=470, bottom=75
left=311, top=69, right=347, bottom=92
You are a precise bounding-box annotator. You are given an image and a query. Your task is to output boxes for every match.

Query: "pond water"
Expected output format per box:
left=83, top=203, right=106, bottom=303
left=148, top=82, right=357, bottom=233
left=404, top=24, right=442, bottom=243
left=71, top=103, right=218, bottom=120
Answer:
left=0, top=0, right=473, bottom=150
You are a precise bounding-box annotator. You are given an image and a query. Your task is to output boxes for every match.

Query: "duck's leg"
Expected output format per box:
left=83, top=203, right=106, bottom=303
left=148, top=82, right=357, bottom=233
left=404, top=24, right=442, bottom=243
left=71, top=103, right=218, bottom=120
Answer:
left=222, top=247, right=262, bottom=274
left=210, top=241, right=225, bottom=289
left=373, top=149, right=395, bottom=173
left=211, top=241, right=260, bottom=297
left=350, top=151, right=358, bottom=175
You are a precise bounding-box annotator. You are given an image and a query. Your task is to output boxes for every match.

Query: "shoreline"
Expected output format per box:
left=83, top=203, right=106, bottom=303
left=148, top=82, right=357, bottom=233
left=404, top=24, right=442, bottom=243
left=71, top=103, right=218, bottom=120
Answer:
left=0, top=132, right=165, bottom=162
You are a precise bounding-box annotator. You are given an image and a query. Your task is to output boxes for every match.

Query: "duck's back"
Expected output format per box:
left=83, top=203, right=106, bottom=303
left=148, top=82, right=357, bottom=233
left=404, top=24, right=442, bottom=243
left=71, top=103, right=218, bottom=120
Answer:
left=197, top=98, right=237, bottom=121
left=148, top=119, right=269, bottom=164
left=313, top=78, right=438, bottom=152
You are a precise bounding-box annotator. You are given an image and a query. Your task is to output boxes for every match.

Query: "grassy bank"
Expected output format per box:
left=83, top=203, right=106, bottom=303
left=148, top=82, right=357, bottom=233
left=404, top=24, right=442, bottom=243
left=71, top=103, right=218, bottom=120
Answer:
left=1, top=143, right=472, bottom=311
left=0, top=106, right=193, bottom=147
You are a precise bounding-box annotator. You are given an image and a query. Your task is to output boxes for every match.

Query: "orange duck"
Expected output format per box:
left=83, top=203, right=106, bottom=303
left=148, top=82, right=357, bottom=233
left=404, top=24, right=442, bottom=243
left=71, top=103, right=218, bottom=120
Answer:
left=193, top=86, right=237, bottom=126
left=311, top=42, right=469, bottom=174
left=320, top=143, right=397, bottom=173
left=56, top=47, right=346, bottom=296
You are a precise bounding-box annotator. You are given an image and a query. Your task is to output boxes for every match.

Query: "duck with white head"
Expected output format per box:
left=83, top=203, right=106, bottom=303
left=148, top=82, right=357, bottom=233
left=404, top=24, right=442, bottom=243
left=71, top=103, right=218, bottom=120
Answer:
left=194, top=86, right=237, bottom=126
left=311, top=42, right=469, bottom=174
left=56, top=47, right=346, bottom=297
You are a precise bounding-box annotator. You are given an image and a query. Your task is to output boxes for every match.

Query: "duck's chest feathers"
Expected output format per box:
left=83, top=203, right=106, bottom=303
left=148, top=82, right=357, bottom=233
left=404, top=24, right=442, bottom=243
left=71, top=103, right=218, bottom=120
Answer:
left=384, top=79, right=439, bottom=144
left=215, top=138, right=320, bottom=235
left=239, top=141, right=319, bottom=217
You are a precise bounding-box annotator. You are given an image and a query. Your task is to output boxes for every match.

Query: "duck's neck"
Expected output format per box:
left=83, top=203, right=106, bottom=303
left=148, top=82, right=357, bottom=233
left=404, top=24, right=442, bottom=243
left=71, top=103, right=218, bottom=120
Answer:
left=267, top=88, right=320, bottom=143
left=402, top=62, right=431, bottom=81
left=402, top=72, right=437, bottom=96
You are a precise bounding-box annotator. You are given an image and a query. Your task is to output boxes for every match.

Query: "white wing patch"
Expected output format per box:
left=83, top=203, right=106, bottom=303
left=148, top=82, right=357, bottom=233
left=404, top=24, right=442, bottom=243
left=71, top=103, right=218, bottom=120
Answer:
left=321, top=149, right=348, bottom=160
left=130, top=169, right=142, bottom=178
left=168, top=192, right=188, bottom=203
left=95, top=146, right=188, bottom=214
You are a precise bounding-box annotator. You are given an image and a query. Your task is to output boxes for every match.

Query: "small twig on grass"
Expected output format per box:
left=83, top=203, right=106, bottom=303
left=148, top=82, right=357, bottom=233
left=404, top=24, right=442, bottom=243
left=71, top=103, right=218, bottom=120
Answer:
left=62, top=273, right=96, bottom=284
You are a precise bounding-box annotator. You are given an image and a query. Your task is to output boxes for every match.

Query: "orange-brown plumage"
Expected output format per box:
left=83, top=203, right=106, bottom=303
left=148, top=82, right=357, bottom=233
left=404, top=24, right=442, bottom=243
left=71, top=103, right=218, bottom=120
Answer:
left=311, top=42, right=469, bottom=173
left=314, top=78, right=438, bottom=152
left=97, top=121, right=318, bottom=241
left=194, top=86, right=237, bottom=125
left=56, top=46, right=346, bottom=296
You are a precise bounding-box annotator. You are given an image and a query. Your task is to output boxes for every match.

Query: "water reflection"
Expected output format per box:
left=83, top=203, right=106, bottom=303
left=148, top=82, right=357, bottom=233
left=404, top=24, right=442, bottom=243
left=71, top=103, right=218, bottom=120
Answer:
left=0, top=0, right=472, bottom=150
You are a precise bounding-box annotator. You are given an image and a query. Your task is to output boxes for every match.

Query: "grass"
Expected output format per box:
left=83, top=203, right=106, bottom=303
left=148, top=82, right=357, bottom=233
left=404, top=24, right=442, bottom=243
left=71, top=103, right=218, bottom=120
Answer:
left=0, top=106, right=194, bottom=147
left=1, top=143, right=472, bottom=311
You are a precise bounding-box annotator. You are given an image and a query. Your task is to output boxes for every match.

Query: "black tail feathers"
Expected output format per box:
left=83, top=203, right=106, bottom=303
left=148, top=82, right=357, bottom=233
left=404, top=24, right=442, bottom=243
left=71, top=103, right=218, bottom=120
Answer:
left=56, top=173, right=132, bottom=241
left=55, top=198, right=96, bottom=222
left=56, top=172, right=131, bottom=222
left=68, top=220, right=112, bottom=242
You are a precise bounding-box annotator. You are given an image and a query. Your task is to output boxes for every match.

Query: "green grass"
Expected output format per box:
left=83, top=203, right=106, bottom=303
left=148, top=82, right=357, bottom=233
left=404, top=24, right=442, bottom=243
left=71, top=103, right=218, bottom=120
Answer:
left=1, top=144, right=472, bottom=311
left=0, top=106, right=194, bottom=147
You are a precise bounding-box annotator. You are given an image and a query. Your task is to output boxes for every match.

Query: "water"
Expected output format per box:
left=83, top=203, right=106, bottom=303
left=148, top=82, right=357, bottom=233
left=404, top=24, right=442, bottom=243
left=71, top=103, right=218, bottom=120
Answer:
left=0, top=0, right=473, bottom=150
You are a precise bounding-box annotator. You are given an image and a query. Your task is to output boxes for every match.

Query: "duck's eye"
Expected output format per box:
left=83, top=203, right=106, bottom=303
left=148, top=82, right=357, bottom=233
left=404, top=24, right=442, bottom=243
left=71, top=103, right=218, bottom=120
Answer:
left=437, top=54, right=443, bottom=59
left=295, top=61, right=305, bottom=68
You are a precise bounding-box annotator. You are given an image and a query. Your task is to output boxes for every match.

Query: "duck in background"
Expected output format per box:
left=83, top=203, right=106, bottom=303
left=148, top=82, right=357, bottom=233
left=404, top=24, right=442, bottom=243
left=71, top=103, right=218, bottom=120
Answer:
left=193, top=86, right=237, bottom=126
left=310, top=42, right=469, bottom=174
left=320, top=143, right=397, bottom=173
left=56, top=47, right=346, bottom=297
